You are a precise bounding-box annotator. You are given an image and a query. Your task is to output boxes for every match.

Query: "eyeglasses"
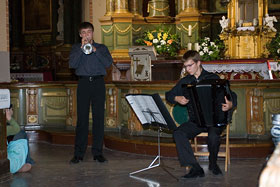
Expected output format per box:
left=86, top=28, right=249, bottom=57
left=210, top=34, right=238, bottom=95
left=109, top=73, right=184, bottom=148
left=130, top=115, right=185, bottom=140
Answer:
left=184, top=63, right=195, bottom=69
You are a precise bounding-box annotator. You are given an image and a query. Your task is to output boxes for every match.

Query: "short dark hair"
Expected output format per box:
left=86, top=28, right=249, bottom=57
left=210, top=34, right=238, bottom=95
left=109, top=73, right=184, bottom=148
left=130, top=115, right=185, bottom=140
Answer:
left=182, top=50, right=201, bottom=63
left=78, top=22, right=94, bottom=33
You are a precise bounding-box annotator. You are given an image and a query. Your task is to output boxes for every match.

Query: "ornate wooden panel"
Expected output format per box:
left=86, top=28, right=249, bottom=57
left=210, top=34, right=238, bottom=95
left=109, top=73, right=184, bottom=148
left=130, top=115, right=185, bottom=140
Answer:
left=264, top=91, right=280, bottom=133
left=26, top=88, right=38, bottom=125
left=246, top=88, right=264, bottom=135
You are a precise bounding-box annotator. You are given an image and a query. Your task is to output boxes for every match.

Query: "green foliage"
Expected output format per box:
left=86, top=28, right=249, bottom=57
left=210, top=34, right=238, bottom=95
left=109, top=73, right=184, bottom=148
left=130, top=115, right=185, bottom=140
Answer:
left=135, top=28, right=181, bottom=57
left=268, top=32, right=280, bottom=61
left=197, top=37, right=225, bottom=61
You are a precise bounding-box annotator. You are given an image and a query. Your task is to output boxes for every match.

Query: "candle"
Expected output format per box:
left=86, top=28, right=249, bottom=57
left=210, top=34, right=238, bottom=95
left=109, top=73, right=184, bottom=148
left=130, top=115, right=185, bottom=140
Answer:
left=188, top=43, right=192, bottom=50
left=188, top=25, right=192, bottom=36
left=194, top=43, right=199, bottom=51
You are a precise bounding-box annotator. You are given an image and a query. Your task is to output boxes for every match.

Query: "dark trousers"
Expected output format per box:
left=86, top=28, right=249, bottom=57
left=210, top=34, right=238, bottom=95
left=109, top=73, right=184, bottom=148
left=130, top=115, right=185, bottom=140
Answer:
left=74, top=77, right=105, bottom=158
left=173, top=121, right=224, bottom=167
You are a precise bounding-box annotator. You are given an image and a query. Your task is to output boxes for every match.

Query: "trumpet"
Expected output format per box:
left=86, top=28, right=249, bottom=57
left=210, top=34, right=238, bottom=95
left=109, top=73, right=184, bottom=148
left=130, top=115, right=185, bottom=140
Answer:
left=82, top=38, right=93, bottom=55
left=82, top=43, right=93, bottom=55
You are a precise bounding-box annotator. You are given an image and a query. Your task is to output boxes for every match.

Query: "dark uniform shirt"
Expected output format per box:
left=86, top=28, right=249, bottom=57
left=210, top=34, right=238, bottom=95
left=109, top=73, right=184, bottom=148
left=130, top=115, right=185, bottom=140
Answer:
left=166, top=69, right=237, bottom=124
left=69, top=42, right=113, bottom=76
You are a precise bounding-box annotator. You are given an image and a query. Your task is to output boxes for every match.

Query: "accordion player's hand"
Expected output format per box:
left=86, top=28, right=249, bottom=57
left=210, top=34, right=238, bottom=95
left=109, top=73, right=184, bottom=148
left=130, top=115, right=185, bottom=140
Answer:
left=222, top=96, right=233, bottom=111
left=175, top=96, right=189, bottom=105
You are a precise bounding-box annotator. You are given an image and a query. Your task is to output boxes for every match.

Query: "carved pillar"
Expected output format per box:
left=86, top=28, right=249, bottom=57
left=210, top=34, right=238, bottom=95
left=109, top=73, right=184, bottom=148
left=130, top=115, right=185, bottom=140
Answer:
left=228, top=0, right=236, bottom=29
left=176, top=0, right=201, bottom=49
left=66, top=87, right=77, bottom=126
left=258, top=0, right=268, bottom=27
left=115, top=0, right=129, bottom=13
left=129, top=0, right=143, bottom=17
left=26, top=88, right=38, bottom=125
left=105, top=0, right=115, bottom=16
left=147, top=0, right=170, bottom=17
left=109, top=0, right=133, bottom=60
left=198, top=0, right=208, bottom=12
left=105, top=87, right=118, bottom=128
left=246, top=88, right=264, bottom=135
left=179, top=0, right=199, bottom=14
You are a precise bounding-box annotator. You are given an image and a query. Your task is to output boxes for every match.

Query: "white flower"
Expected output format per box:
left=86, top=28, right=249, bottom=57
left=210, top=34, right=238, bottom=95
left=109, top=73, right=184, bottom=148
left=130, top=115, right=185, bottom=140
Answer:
left=205, top=37, right=210, bottom=41
left=203, top=47, right=209, bottom=53
left=209, top=51, right=213, bottom=55
left=277, top=48, right=280, bottom=54
left=153, top=39, right=159, bottom=44
left=160, top=40, right=166, bottom=45
left=199, top=51, right=204, bottom=56
left=157, top=45, right=161, bottom=48
left=210, top=42, right=215, bottom=46
left=202, top=42, right=207, bottom=47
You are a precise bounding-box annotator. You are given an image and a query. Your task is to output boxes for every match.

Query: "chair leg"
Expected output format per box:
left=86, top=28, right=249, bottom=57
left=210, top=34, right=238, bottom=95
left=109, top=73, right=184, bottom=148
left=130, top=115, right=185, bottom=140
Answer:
left=225, top=125, right=230, bottom=172
left=194, top=137, right=198, bottom=153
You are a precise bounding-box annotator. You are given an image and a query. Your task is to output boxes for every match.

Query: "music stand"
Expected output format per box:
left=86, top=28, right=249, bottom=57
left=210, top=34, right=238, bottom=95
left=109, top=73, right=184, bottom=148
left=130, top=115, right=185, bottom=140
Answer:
left=125, top=93, right=178, bottom=180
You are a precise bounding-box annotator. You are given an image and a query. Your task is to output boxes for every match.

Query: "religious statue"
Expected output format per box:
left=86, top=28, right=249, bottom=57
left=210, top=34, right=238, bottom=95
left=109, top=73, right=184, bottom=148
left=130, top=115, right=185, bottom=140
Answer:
left=56, top=0, right=64, bottom=40
left=219, top=16, right=229, bottom=33
left=264, top=14, right=278, bottom=32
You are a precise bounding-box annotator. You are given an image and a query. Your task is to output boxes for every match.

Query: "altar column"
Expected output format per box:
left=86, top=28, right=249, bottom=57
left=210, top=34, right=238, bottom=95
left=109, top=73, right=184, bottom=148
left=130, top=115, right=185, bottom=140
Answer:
left=111, top=0, right=133, bottom=60
left=176, top=0, right=202, bottom=49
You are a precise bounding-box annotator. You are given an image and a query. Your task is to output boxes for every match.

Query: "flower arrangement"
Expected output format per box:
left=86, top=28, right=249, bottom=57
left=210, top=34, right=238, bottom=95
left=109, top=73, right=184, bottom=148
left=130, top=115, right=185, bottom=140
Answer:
left=267, top=32, right=280, bottom=61
left=197, top=37, right=225, bottom=61
left=135, top=29, right=181, bottom=57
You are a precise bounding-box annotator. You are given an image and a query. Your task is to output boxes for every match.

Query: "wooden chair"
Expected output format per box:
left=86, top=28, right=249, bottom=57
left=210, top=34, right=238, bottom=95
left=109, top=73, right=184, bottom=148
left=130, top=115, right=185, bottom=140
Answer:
left=193, top=124, right=230, bottom=172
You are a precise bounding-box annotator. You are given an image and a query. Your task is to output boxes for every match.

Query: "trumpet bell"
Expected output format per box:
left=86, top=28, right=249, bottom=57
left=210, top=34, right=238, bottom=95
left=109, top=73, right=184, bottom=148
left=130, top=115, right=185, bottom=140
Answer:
left=82, top=43, right=93, bottom=54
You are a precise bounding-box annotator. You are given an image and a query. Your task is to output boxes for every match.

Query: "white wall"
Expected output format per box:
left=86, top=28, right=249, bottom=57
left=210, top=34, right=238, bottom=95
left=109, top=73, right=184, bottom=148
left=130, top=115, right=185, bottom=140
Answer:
left=82, top=0, right=106, bottom=43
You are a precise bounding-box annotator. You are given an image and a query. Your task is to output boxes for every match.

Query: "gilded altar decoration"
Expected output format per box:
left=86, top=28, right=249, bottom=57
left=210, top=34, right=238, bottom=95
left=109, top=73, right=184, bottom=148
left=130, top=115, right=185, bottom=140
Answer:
left=219, top=0, right=277, bottom=59
left=135, top=28, right=181, bottom=57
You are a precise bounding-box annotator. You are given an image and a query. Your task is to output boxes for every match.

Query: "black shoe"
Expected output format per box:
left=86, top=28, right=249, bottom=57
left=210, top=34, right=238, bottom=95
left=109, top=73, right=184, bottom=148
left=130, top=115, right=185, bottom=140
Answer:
left=70, top=156, right=83, bottom=164
left=93, top=155, right=107, bottom=163
left=181, top=167, right=205, bottom=179
left=210, top=164, right=223, bottom=175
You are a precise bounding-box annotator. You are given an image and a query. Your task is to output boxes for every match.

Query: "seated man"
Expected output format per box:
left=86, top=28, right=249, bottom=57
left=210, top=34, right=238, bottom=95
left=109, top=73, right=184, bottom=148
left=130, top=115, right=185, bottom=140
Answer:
left=6, top=105, right=34, bottom=173
left=165, top=50, right=237, bottom=179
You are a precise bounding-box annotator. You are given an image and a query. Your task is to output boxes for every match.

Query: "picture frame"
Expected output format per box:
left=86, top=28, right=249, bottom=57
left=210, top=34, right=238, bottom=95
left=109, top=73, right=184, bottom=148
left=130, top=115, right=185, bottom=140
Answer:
left=22, top=0, right=52, bottom=33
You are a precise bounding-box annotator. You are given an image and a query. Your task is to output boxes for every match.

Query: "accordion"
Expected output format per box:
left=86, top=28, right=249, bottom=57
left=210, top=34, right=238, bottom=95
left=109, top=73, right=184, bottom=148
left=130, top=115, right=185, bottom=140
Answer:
left=182, top=79, right=233, bottom=127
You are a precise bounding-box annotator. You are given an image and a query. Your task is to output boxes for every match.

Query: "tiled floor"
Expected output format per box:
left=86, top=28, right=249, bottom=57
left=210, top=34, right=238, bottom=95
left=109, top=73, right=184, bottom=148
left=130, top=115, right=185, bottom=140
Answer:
left=1, top=142, right=267, bottom=187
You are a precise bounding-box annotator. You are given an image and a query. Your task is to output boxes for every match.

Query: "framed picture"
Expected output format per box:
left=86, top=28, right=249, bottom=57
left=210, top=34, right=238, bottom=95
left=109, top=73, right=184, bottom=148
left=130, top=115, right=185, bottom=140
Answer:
left=22, top=0, right=52, bottom=33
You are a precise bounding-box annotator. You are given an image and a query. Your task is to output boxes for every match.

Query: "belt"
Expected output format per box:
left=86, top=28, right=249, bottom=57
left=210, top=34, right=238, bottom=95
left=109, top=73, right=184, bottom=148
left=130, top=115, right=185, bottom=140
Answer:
left=216, top=123, right=227, bottom=127
left=79, top=75, right=104, bottom=81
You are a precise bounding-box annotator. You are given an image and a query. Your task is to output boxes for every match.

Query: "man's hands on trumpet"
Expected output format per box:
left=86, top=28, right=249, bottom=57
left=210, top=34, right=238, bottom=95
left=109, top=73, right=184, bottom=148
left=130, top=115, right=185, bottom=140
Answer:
left=81, top=37, right=96, bottom=52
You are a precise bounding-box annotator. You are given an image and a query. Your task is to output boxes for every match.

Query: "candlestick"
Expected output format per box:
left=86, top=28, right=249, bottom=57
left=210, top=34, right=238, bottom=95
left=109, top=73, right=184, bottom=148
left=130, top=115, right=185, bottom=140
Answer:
left=194, top=43, right=199, bottom=51
left=188, top=43, right=192, bottom=50
left=188, top=25, right=192, bottom=36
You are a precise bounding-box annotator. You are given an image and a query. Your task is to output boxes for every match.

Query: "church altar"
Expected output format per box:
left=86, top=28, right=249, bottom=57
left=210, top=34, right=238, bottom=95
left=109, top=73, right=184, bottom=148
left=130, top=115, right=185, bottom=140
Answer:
left=113, top=58, right=280, bottom=81
left=1, top=79, right=280, bottom=139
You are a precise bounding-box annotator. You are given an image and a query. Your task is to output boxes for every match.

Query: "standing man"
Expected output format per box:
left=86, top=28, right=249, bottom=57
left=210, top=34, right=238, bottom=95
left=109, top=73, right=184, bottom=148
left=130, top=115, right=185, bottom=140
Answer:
left=69, top=22, right=113, bottom=164
left=165, top=50, right=237, bottom=179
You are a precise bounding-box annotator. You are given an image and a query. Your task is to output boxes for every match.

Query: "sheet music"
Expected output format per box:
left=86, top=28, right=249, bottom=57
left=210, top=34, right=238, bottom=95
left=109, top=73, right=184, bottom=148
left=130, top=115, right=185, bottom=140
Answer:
left=126, top=95, right=167, bottom=125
